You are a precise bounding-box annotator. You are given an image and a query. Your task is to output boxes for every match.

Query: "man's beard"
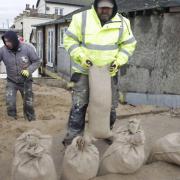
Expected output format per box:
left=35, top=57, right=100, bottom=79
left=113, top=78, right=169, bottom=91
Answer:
left=100, top=14, right=110, bottom=22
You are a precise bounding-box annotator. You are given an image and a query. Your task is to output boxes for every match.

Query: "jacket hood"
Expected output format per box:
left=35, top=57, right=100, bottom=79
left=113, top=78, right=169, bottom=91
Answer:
left=2, top=31, right=20, bottom=51
left=93, top=0, right=118, bottom=19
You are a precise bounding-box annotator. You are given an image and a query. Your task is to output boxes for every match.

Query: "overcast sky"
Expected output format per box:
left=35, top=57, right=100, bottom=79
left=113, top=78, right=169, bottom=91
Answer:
left=0, top=0, right=37, bottom=29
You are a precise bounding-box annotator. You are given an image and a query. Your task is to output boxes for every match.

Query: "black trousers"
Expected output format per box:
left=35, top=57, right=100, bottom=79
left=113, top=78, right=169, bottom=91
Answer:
left=6, top=79, right=35, bottom=121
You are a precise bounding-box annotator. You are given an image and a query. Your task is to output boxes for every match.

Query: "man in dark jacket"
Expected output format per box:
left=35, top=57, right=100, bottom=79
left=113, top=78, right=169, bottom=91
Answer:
left=0, top=31, right=41, bottom=121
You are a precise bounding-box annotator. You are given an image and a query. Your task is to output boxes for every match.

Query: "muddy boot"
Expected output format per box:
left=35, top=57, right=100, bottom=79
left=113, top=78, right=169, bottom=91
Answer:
left=62, top=104, right=88, bottom=147
left=62, top=131, right=82, bottom=147
left=7, top=109, right=17, bottom=120
left=104, top=136, right=113, bottom=145
left=24, top=106, right=36, bottom=121
left=8, top=115, right=17, bottom=121
left=24, top=114, right=36, bottom=122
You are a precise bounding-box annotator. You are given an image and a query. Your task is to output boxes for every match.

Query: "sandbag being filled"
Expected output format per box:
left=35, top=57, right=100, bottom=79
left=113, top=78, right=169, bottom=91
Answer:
left=12, top=129, right=57, bottom=180
left=88, top=65, right=112, bottom=139
left=100, top=119, right=145, bottom=175
left=61, top=136, right=99, bottom=180
left=149, top=133, right=180, bottom=165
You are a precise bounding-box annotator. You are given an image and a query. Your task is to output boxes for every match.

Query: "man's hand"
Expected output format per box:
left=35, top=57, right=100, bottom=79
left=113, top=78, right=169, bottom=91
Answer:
left=21, top=70, right=30, bottom=78
left=81, top=59, right=93, bottom=69
left=110, top=60, right=120, bottom=76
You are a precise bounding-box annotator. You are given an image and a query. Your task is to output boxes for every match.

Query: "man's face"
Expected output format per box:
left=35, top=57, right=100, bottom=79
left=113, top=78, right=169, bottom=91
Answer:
left=97, top=7, right=113, bottom=22
left=4, top=38, right=13, bottom=49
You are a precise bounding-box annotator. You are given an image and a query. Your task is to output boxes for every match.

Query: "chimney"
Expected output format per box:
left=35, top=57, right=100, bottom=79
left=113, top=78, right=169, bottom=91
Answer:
left=25, top=4, right=30, bottom=10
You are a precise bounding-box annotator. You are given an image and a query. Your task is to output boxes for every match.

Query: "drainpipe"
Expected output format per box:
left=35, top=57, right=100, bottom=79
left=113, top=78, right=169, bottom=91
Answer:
left=54, top=24, right=58, bottom=72
left=42, top=26, right=46, bottom=76
left=21, top=22, right=23, bottom=37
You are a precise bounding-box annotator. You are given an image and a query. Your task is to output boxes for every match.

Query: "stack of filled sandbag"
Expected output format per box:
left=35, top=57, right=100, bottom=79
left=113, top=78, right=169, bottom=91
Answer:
left=61, top=135, right=99, bottom=180
left=100, top=119, right=145, bottom=175
left=12, top=129, right=57, bottom=180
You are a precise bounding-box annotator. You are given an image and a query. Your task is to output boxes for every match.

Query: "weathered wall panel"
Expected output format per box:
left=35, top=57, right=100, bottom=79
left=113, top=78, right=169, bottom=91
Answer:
left=117, top=0, right=180, bottom=11
left=119, top=13, right=180, bottom=95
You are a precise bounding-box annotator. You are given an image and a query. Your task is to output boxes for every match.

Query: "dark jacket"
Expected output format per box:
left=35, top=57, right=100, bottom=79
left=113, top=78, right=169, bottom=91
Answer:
left=0, top=42, right=40, bottom=83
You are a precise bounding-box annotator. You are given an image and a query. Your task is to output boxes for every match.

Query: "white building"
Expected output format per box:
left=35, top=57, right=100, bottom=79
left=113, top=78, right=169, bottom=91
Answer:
left=14, top=5, right=55, bottom=43
left=36, top=0, right=91, bottom=16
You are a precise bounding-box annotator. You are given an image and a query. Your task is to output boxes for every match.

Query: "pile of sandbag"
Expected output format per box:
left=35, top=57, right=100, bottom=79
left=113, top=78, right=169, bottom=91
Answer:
left=100, top=119, right=145, bottom=175
left=12, top=129, right=57, bottom=180
left=61, top=136, right=99, bottom=180
left=149, top=132, right=180, bottom=165
left=88, top=66, right=112, bottom=139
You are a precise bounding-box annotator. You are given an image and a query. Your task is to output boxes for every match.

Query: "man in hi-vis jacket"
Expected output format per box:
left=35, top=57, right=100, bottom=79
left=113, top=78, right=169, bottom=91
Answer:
left=63, top=0, right=137, bottom=146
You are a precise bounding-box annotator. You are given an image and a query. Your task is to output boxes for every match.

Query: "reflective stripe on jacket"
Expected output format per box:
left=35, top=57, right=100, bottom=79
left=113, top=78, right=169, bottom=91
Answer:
left=64, top=6, right=137, bottom=74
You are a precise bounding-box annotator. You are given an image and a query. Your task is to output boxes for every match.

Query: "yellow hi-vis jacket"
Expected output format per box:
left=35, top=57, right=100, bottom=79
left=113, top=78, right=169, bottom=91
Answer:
left=64, top=6, right=137, bottom=74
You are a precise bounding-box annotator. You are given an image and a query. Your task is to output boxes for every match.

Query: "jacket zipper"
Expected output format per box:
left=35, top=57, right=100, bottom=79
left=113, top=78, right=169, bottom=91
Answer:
left=14, top=53, right=19, bottom=82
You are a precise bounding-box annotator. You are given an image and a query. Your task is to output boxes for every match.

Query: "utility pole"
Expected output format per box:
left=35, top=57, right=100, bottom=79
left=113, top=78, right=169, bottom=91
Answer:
left=6, top=19, right=9, bottom=29
left=21, top=22, right=23, bottom=37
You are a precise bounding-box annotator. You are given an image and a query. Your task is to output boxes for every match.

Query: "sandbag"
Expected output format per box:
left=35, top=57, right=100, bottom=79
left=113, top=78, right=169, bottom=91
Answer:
left=149, top=133, right=180, bottom=165
left=100, top=119, right=145, bottom=175
left=12, top=129, right=57, bottom=180
left=61, top=136, right=99, bottom=180
left=88, top=65, right=112, bottom=139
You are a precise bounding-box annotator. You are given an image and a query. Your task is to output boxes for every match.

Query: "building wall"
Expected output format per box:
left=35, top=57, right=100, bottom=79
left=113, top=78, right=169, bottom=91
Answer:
left=14, top=16, right=52, bottom=42
left=0, top=38, right=6, bottom=75
left=57, top=24, right=71, bottom=78
left=44, top=3, right=81, bottom=16
left=37, top=0, right=81, bottom=15
left=119, top=13, right=180, bottom=95
left=37, top=0, right=46, bottom=14
left=14, top=18, right=22, bottom=30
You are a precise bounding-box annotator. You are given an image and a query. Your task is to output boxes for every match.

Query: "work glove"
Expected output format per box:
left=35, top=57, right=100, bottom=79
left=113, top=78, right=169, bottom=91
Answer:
left=81, top=59, right=93, bottom=69
left=110, top=60, right=120, bottom=76
left=21, top=70, right=30, bottom=78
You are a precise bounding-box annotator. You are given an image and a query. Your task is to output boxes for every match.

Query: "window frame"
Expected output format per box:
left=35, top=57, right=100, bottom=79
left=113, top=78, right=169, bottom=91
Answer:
left=37, top=30, right=43, bottom=59
left=47, top=28, right=55, bottom=67
left=59, top=27, right=67, bottom=48
left=54, top=7, right=64, bottom=15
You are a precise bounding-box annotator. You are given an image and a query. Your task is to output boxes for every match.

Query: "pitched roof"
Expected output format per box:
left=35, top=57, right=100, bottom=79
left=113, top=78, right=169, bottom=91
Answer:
left=36, top=0, right=93, bottom=8
left=117, top=0, right=180, bottom=12
left=34, top=0, right=180, bottom=27
left=33, top=6, right=90, bottom=27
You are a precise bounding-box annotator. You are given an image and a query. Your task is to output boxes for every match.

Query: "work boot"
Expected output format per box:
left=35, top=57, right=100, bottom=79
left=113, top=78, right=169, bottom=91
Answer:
left=103, top=136, right=113, bottom=145
left=62, top=104, right=88, bottom=147
left=7, top=115, right=17, bottom=121
left=62, top=131, right=81, bottom=147
left=24, top=113, right=36, bottom=122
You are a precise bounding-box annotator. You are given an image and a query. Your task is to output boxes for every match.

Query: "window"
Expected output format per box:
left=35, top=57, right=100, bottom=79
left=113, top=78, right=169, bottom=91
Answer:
left=37, top=30, right=43, bottom=59
left=55, top=8, right=58, bottom=15
left=47, top=29, right=55, bottom=67
left=59, top=8, right=63, bottom=16
left=59, top=27, right=67, bottom=47
left=54, top=8, right=64, bottom=15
